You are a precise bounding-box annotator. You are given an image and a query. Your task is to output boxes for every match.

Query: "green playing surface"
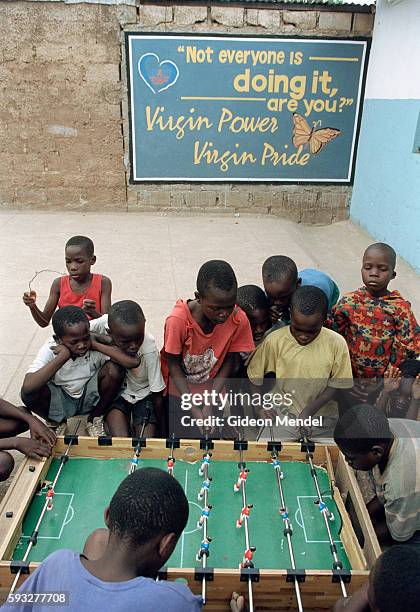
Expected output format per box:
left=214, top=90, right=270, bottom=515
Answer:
left=12, top=457, right=350, bottom=571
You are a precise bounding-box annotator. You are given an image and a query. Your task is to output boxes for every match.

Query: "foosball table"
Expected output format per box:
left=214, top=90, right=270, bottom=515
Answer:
left=0, top=432, right=381, bottom=610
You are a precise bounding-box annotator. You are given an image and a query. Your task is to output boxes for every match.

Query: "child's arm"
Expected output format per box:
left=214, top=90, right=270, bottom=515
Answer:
left=100, top=276, right=112, bottom=315
left=90, top=337, right=140, bottom=369
left=371, top=517, right=393, bottom=544
left=22, top=345, right=71, bottom=394
left=376, top=366, right=400, bottom=414
left=151, top=391, right=165, bottom=436
left=0, top=399, right=56, bottom=446
left=90, top=332, right=113, bottom=346
left=405, top=395, right=420, bottom=421
left=331, top=581, right=370, bottom=612
left=212, top=353, right=240, bottom=395
left=83, top=277, right=112, bottom=319
left=405, top=375, right=420, bottom=420
left=246, top=338, right=277, bottom=387
left=366, top=496, right=394, bottom=543
left=202, top=353, right=241, bottom=421
left=163, top=314, right=213, bottom=433
left=165, top=354, right=206, bottom=433
left=328, top=298, right=350, bottom=336
left=0, top=436, right=52, bottom=459
left=22, top=278, right=60, bottom=328
left=142, top=350, right=166, bottom=435
left=300, top=335, right=353, bottom=421
left=366, top=495, right=384, bottom=519
left=248, top=378, right=277, bottom=421
left=392, top=302, right=420, bottom=364
left=299, top=387, right=337, bottom=420
left=166, top=353, right=191, bottom=396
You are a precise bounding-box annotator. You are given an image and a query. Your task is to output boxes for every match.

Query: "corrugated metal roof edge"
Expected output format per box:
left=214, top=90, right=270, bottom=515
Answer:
left=143, top=1, right=374, bottom=14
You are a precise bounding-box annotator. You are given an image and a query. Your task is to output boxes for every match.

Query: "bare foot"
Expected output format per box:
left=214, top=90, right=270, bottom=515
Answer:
left=230, top=591, right=245, bottom=612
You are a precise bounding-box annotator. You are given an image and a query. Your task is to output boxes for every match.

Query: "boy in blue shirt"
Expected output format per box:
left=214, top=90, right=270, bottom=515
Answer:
left=2, top=468, right=202, bottom=612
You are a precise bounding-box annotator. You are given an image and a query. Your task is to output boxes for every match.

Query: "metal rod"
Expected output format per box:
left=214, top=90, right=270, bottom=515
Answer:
left=129, top=408, right=151, bottom=474
left=9, top=420, right=81, bottom=594
left=256, top=422, right=265, bottom=442
left=201, top=457, right=209, bottom=604
left=236, top=441, right=254, bottom=612
left=303, top=441, right=347, bottom=598
left=240, top=477, right=254, bottom=611
left=271, top=450, right=304, bottom=612
left=196, top=448, right=212, bottom=605
left=167, top=434, right=176, bottom=477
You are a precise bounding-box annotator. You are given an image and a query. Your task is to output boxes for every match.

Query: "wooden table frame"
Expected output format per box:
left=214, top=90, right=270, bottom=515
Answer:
left=0, top=438, right=381, bottom=610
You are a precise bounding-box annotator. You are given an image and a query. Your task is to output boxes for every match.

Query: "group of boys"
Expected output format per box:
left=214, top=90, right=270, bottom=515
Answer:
left=0, top=235, right=419, bottom=611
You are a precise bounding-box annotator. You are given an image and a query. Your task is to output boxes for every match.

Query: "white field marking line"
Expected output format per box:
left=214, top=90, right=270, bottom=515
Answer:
left=184, top=501, right=202, bottom=535
left=294, top=507, right=304, bottom=529
left=21, top=494, right=74, bottom=541
left=180, top=469, right=188, bottom=568
left=62, top=503, right=74, bottom=529
left=296, top=495, right=341, bottom=544
left=296, top=497, right=309, bottom=543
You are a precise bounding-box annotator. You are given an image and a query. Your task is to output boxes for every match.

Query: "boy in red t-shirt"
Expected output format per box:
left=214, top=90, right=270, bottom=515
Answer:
left=23, top=235, right=112, bottom=327
left=161, top=260, right=254, bottom=438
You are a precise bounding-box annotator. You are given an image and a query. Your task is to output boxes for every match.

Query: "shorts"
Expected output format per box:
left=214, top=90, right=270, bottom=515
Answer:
left=21, top=372, right=100, bottom=424
left=110, top=394, right=157, bottom=426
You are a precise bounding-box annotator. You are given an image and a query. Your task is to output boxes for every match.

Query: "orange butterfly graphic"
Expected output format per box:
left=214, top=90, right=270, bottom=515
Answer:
left=292, top=113, right=341, bottom=155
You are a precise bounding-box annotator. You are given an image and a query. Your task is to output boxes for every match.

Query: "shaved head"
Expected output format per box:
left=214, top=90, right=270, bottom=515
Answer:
left=364, top=243, right=396, bottom=270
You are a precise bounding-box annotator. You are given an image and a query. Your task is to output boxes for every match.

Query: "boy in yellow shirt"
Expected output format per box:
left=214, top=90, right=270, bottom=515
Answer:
left=247, top=286, right=353, bottom=440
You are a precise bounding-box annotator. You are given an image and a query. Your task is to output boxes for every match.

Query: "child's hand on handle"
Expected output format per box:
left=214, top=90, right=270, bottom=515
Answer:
left=23, top=290, right=37, bottom=308
left=14, top=437, right=53, bottom=460
left=28, top=415, right=56, bottom=447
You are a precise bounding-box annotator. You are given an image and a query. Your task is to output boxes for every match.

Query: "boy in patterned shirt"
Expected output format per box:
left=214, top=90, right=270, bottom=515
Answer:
left=329, top=243, right=419, bottom=379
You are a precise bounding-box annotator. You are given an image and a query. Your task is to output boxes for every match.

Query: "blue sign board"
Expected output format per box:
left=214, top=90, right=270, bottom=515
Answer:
left=126, top=34, right=369, bottom=183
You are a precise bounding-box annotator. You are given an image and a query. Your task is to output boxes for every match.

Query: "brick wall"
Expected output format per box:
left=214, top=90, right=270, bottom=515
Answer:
left=0, top=1, right=374, bottom=223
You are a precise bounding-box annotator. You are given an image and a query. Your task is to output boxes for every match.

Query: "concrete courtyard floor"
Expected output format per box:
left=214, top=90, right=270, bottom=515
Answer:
left=1, top=211, right=419, bottom=500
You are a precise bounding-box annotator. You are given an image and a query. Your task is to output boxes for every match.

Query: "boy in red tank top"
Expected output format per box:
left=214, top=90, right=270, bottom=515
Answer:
left=23, top=235, right=112, bottom=327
